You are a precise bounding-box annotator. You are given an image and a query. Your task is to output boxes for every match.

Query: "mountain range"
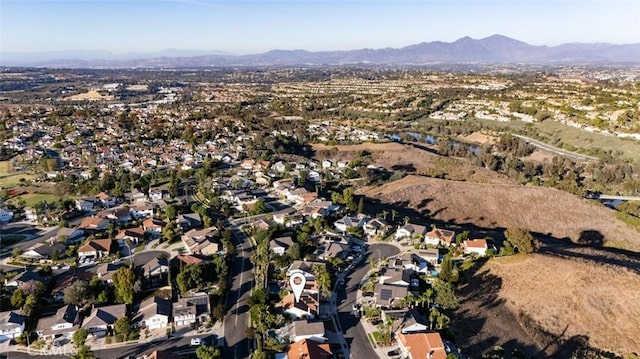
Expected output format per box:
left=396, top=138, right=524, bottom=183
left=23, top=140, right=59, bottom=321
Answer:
left=2, top=35, right=639, bottom=68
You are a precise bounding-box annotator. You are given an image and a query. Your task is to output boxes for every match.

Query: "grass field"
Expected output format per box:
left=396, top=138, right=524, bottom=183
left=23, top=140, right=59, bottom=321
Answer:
left=12, top=193, right=60, bottom=206
left=0, top=161, right=37, bottom=188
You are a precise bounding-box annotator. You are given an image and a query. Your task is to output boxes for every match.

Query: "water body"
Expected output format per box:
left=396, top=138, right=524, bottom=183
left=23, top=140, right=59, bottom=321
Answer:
left=395, top=132, right=481, bottom=155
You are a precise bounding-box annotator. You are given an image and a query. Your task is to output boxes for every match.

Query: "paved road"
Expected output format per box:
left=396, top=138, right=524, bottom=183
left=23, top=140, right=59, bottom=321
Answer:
left=337, top=243, right=400, bottom=359
left=513, top=134, right=599, bottom=162
left=0, top=333, right=216, bottom=359
left=222, top=228, right=253, bottom=359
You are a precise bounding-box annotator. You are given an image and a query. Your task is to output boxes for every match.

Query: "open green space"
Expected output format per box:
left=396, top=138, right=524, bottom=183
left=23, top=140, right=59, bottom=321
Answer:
left=474, top=118, right=640, bottom=161
left=0, top=161, right=37, bottom=188
left=12, top=192, right=61, bottom=207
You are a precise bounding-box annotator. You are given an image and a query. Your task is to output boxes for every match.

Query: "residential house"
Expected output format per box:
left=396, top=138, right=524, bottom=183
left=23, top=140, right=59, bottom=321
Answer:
left=36, top=304, right=80, bottom=340
left=130, top=203, right=155, bottom=219
left=95, top=262, right=126, bottom=284
left=140, top=257, right=169, bottom=285
left=272, top=213, right=304, bottom=228
left=272, top=161, right=287, bottom=174
left=55, top=227, right=84, bottom=245
left=78, top=238, right=114, bottom=258
left=425, top=227, right=456, bottom=247
left=182, top=227, right=222, bottom=255
left=0, top=208, right=14, bottom=223
left=4, top=270, right=46, bottom=291
left=363, top=218, right=390, bottom=238
left=396, top=223, right=428, bottom=240
left=143, top=217, right=166, bottom=236
left=280, top=293, right=318, bottom=320
left=0, top=311, right=26, bottom=341
left=414, top=248, right=440, bottom=266
left=77, top=216, right=109, bottom=234
left=373, top=284, right=409, bottom=308
left=134, top=296, right=172, bottom=330
left=462, top=239, right=488, bottom=256
left=382, top=309, right=429, bottom=334
left=334, top=216, right=368, bottom=233
left=287, top=261, right=325, bottom=281
left=171, top=254, right=210, bottom=268
left=105, top=207, right=132, bottom=224
left=20, top=242, right=66, bottom=261
left=315, top=241, right=350, bottom=261
left=82, top=304, right=127, bottom=337
left=96, top=192, right=116, bottom=207
left=396, top=332, right=447, bottom=359
left=307, top=170, right=321, bottom=183
left=130, top=188, right=148, bottom=203
left=173, top=293, right=210, bottom=327
left=269, top=236, right=294, bottom=256
left=289, top=320, right=326, bottom=343
left=148, top=188, right=170, bottom=202
left=286, top=339, right=332, bottom=359
left=75, top=198, right=97, bottom=212
left=378, top=267, right=412, bottom=287
left=115, top=226, right=145, bottom=248
left=177, top=213, right=202, bottom=231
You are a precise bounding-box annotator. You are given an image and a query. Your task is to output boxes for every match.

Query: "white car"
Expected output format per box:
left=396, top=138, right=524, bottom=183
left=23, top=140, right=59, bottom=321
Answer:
left=190, top=338, right=202, bottom=346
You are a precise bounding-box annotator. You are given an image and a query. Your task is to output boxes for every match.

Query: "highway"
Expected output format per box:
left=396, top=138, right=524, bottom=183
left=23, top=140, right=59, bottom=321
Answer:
left=222, top=227, right=253, bottom=359
left=336, top=243, right=399, bottom=359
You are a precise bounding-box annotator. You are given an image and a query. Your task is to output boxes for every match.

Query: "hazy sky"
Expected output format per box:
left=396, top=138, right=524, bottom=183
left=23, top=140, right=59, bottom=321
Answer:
left=1, top=0, right=639, bottom=54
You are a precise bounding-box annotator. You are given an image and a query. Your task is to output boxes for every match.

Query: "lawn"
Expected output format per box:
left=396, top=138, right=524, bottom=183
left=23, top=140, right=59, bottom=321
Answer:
left=0, top=161, right=37, bottom=188
left=12, top=193, right=61, bottom=206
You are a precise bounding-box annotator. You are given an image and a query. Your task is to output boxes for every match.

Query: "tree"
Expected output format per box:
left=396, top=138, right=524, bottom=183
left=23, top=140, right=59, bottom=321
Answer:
left=71, top=345, right=95, bottom=359
left=64, top=280, right=88, bottom=305
left=456, top=230, right=470, bottom=244
left=312, top=264, right=332, bottom=298
left=10, top=288, right=25, bottom=308
left=22, top=294, right=39, bottom=317
left=504, top=227, right=536, bottom=253
left=287, top=242, right=302, bottom=260
left=164, top=205, right=177, bottom=221
left=357, top=197, right=364, bottom=214
left=196, top=345, right=221, bottom=359
left=113, top=267, right=135, bottom=304
left=438, top=254, right=459, bottom=283
left=433, top=280, right=459, bottom=310
left=114, top=317, right=133, bottom=340
left=73, top=328, right=89, bottom=347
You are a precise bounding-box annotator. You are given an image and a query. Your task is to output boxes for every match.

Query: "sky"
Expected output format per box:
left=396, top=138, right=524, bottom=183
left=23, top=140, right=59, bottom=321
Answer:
left=1, top=0, right=639, bottom=54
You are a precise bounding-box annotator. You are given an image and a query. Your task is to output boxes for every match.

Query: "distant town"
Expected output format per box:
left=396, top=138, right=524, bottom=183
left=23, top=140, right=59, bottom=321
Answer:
left=1, top=66, right=639, bottom=359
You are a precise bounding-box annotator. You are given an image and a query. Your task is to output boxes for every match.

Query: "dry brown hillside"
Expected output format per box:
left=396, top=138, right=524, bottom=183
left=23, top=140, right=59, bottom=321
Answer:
left=360, top=175, right=640, bottom=251
left=312, top=142, right=514, bottom=185
left=455, top=254, right=640, bottom=357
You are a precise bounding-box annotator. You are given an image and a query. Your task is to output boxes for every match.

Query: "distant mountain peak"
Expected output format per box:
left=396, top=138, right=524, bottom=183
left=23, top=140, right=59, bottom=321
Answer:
left=1, top=35, right=638, bottom=67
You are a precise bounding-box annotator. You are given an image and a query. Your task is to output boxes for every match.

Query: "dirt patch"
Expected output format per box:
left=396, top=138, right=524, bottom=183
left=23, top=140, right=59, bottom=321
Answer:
left=459, top=132, right=499, bottom=145
left=313, top=142, right=513, bottom=185
left=359, top=175, right=640, bottom=251
left=521, top=149, right=557, bottom=164
left=489, top=254, right=639, bottom=355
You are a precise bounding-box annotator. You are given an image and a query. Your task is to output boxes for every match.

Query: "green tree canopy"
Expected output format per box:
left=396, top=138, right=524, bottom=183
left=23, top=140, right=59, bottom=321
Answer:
left=504, top=227, right=536, bottom=254
left=433, top=280, right=459, bottom=310
left=113, top=267, right=136, bottom=304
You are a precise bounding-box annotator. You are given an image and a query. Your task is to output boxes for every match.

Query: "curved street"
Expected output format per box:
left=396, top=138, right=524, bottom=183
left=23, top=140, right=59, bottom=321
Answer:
left=337, top=243, right=400, bottom=359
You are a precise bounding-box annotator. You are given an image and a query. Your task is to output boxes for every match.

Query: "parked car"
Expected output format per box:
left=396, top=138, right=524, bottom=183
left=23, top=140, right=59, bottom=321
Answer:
left=190, top=338, right=202, bottom=346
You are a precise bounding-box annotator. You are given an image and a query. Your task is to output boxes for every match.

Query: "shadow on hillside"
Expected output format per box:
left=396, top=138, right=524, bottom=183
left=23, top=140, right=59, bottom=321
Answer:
left=453, top=259, right=543, bottom=358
